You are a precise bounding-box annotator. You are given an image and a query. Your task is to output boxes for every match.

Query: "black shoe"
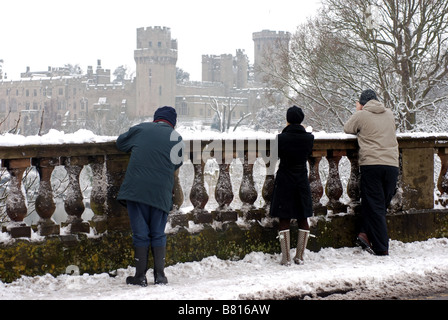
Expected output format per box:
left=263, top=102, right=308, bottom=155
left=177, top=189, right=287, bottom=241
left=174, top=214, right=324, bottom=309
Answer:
left=152, top=246, right=168, bottom=285
left=126, top=246, right=149, bottom=287
left=355, top=233, right=375, bottom=255
left=126, top=275, right=148, bottom=287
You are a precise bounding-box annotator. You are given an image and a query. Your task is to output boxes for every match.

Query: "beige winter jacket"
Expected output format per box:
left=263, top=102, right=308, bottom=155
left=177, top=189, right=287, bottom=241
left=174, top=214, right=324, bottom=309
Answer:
left=344, top=100, right=399, bottom=167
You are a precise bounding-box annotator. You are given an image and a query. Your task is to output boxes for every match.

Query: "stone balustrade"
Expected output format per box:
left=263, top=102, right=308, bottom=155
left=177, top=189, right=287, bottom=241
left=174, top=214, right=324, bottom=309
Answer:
left=0, top=133, right=447, bottom=239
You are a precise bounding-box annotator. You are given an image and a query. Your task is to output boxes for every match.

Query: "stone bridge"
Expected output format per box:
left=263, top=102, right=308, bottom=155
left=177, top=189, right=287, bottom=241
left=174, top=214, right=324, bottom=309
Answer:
left=0, top=134, right=447, bottom=282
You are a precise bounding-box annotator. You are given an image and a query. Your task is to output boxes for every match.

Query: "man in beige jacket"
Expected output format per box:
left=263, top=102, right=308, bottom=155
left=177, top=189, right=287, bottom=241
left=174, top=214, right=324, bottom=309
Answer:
left=344, top=89, right=399, bottom=255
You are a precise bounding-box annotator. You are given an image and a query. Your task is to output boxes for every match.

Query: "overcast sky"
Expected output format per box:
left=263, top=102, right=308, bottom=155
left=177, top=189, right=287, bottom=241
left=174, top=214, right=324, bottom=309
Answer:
left=1, top=0, right=320, bottom=81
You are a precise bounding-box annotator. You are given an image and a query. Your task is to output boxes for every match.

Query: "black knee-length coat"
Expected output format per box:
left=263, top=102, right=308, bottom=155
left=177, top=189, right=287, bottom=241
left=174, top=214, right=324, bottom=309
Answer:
left=269, top=124, right=314, bottom=219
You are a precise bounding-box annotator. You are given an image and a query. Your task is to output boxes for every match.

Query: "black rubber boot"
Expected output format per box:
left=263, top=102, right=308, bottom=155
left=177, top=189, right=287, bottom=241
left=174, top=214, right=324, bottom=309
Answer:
left=151, top=246, right=168, bottom=285
left=126, top=246, right=149, bottom=287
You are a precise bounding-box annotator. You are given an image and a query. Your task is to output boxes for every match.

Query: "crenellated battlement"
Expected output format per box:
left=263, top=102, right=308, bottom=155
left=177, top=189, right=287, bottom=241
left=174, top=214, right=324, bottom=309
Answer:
left=252, top=29, right=291, bottom=40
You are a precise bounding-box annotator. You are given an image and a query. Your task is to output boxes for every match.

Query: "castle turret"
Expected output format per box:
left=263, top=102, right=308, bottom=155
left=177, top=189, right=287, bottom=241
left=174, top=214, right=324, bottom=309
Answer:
left=252, top=30, right=290, bottom=84
left=133, top=26, right=178, bottom=118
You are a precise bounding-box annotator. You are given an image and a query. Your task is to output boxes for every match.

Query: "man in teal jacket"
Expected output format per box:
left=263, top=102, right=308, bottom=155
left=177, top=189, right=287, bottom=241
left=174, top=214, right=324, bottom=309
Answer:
left=117, top=106, right=184, bottom=286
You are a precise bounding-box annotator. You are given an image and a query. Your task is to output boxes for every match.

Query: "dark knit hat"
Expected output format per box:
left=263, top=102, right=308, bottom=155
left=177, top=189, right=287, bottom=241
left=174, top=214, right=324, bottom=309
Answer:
left=286, top=105, right=305, bottom=124
left=153, top=106, right=177, bottom=128
left=359, top=89, right=378, bottom=106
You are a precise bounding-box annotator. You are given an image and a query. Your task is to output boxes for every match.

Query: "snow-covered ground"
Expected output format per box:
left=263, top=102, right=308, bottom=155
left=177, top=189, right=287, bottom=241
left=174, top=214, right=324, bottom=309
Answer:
left=1, top=238, right=447, bottom=300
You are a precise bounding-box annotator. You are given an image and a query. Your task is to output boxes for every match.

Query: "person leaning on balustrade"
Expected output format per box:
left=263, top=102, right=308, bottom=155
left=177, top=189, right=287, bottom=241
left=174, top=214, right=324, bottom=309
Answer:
left=344, top=89, right=399, bottom=256
left=269, top=106, right=315, bottom=266
left=116, top=106, right=184, bottom=287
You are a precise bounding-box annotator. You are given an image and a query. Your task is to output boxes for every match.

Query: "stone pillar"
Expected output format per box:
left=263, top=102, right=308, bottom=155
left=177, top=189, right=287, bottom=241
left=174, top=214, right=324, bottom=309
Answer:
left=346, top=149, right=361, bottom=214
left=309, top=150, right=326, bottom=215
left=89, top=156, right=107, bottom=233
left=401, top=148, right=434, bottom=210
left=189, top=141, right=211, bottom=223
left=2, top=159, right=31, bottom=238
left=437, top=147, right=448, bottom=207
left=61, top=156, right=90, bottom=233
left=33, top=157, right=60, bottom=236
left=325, top=150, right=346, bottom=213
left=104, top=154, right=130, bottom=231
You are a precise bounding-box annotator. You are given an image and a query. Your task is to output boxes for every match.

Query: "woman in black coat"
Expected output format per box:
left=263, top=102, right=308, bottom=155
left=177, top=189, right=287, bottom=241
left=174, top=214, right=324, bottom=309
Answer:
left=270, top=106, right=314, bottom=265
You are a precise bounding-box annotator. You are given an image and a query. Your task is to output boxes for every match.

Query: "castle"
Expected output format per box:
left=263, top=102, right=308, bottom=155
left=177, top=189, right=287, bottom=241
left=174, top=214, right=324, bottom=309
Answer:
left=0, top=27, right=290, bottom=135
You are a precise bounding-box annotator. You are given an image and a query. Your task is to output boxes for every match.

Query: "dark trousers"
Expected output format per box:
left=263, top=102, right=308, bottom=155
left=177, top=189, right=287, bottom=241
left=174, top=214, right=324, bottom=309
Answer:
left=360, top=165, right=399, bottom=253
left=127, top=200, right=168, bottom=248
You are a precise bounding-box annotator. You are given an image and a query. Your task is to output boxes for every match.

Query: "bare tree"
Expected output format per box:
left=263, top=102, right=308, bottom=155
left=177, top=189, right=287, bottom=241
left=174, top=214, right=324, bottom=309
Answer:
left=262, top=0, right=448, bottom=132
left=209, top=97, right=251, bottom=132
left=113, top=65, right=128, bottom=83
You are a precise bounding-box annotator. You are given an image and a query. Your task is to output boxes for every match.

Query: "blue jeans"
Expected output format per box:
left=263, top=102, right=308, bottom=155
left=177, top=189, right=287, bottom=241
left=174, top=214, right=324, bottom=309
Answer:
left=126, top=201, right=168, bottom=248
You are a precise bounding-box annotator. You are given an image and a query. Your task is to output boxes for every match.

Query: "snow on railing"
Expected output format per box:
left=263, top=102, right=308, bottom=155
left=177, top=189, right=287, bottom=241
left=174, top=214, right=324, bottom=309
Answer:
left=0, top=130, right=447, bottom=239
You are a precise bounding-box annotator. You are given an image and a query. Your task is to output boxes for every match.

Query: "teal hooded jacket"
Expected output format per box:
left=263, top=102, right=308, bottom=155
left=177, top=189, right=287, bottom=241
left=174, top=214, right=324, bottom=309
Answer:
left=116, top=121, right=184, bottom=213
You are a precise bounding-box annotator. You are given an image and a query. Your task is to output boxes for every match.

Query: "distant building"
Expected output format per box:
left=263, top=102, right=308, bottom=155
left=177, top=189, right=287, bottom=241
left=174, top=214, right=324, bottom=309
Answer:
left=0, top=27, right=289, bottom=135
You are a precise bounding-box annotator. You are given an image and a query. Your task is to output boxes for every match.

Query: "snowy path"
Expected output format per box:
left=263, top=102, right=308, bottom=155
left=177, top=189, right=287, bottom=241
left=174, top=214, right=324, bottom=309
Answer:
left=1, top=238, right=447, bottom=300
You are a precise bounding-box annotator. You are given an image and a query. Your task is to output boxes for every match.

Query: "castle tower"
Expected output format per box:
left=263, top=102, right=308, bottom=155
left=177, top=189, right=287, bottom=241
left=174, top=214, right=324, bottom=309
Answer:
left=134, top=26, right=178, bottom=118
left=252, top=30, right=290, bottom=84
left=235, top=49, right=248, bottom=89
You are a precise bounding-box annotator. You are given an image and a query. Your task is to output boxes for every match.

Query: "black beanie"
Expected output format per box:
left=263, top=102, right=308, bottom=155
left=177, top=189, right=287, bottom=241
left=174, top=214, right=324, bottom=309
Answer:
left=359, top=89, right=378, bottom=106
left=286, top=105, right=305, bottom=124
left=153, top=106, right=177, bottom=128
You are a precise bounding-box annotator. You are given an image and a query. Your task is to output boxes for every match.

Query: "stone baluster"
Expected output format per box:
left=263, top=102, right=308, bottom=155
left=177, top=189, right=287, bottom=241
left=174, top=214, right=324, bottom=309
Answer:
left=104, top=154, right=130, bottom=231
left=437, top=147, right=448, bottom=207
left=89, top=156, right=108, bottom=233
left=260, top=139, right=277, bottom=211
left=261, top=159, right=276, bottom=210
left=238, top=141, right=260, bottom=219
left=61, top=156, right=90, bottom=233
left=215, top=162, right=234, bottom=209
left=33, top=157, right=60, bottom=236
left=212, top=141, right=237, bottom=222
left=309, top=151, right=326, bottom=215
left=189, top=141, right=211, bottom=223
left=169, top=168, right=189, bottom=228
left=239, top=151, right=258, bottom=206
left=2, top=159, right=32, bottom=238
left=346, top=149, right=361, bottom=214
left=325, top=150, right=346, bottom=213
left=172, top=168, right=184, bottom=211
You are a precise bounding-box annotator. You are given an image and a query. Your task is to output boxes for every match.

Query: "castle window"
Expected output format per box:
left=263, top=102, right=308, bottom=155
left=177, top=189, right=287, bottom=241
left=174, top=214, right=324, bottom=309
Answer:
left=159, top=85, right=162, bottom=96
left=158, top=41, right=162, bottom=48
left=149, top=41, right=152, bottom=47
left=59, top=88, right=64, bottom=95
left=0, top=100, right=6, bottom=112
left=179, top=101, right=188, bottom=115
left=10, top=99, right=17, bottom=111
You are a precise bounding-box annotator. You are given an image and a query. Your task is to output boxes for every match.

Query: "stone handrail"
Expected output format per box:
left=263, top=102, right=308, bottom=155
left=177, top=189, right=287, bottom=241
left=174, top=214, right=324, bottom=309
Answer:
left=0, top=134, right=447, bottom=239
